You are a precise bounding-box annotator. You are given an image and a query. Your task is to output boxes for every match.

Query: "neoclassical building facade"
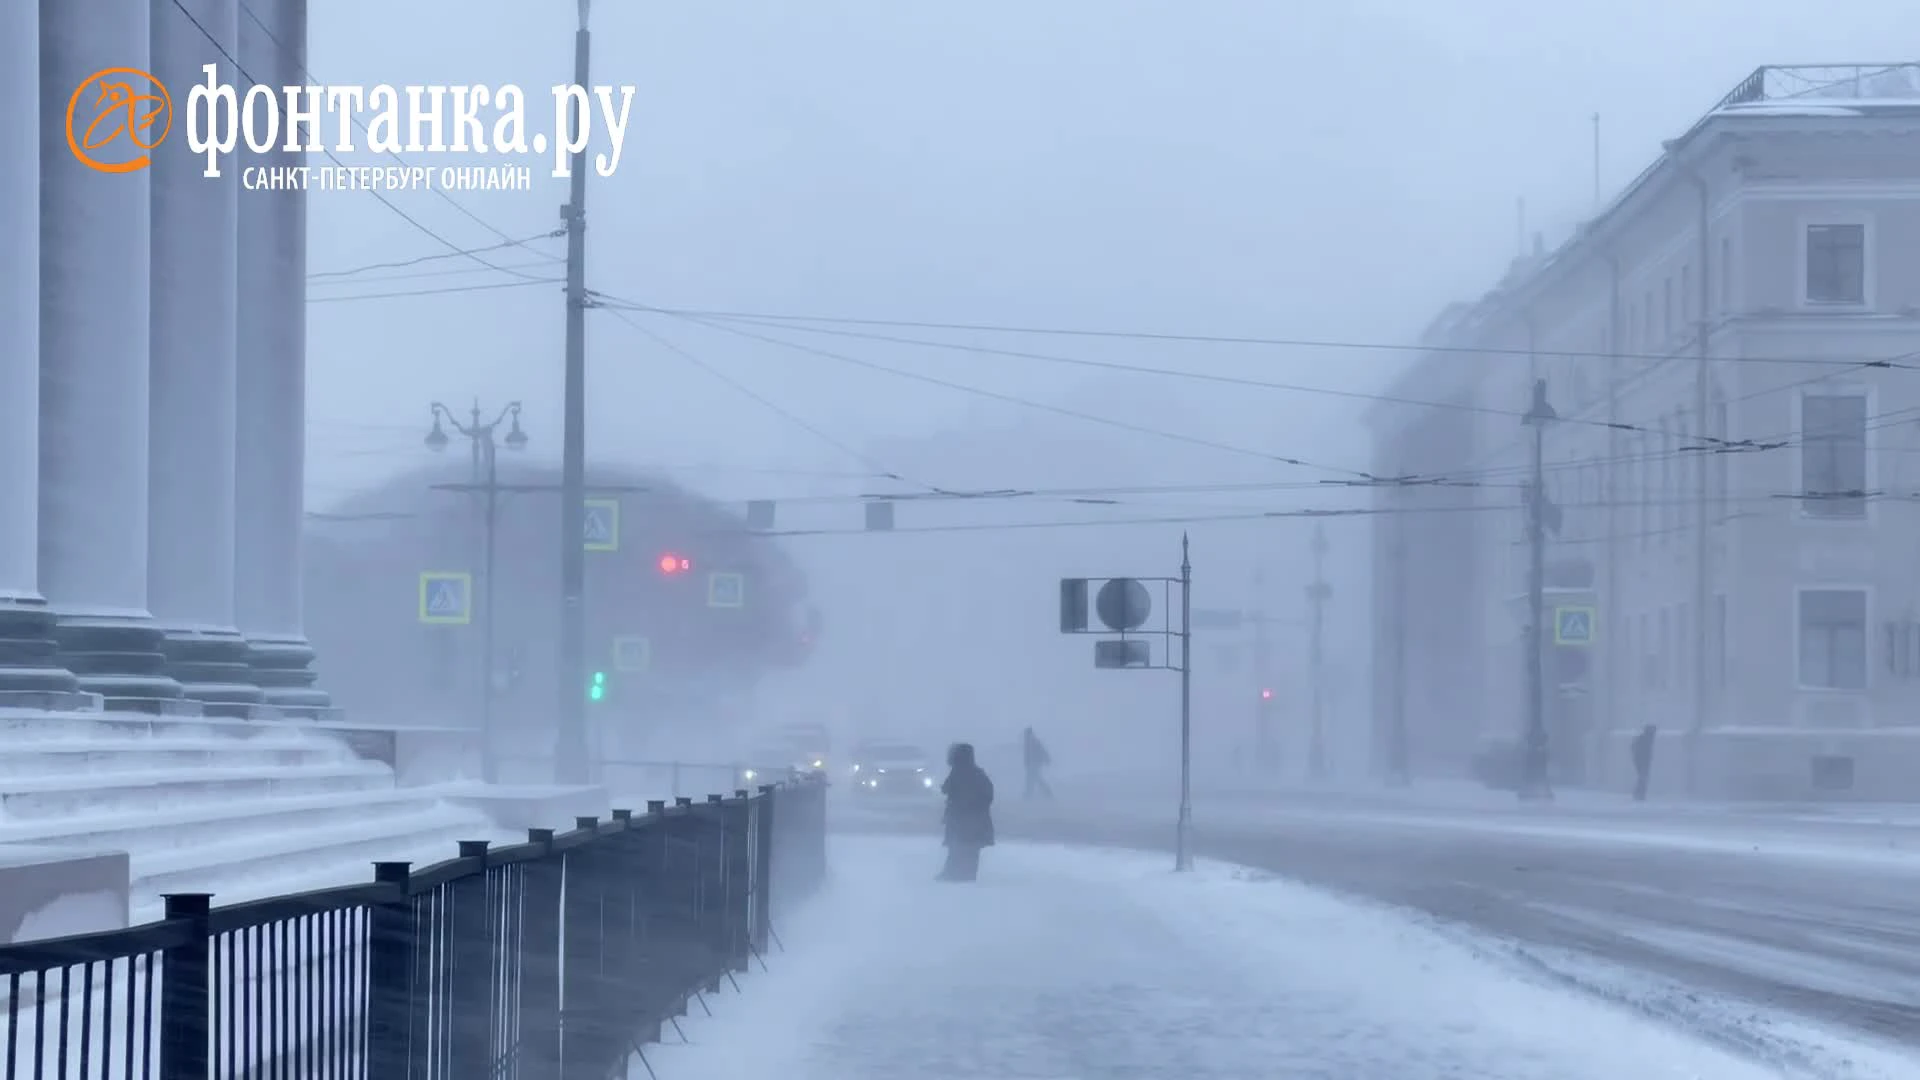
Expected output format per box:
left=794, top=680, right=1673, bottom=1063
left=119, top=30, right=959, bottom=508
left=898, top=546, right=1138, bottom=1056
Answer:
left=0, top=0, right=326, bottom=713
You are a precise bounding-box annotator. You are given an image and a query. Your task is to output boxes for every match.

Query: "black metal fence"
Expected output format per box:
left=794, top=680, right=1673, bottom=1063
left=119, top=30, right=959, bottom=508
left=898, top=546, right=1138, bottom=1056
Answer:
left=0, top=778, right=829, bottom=1080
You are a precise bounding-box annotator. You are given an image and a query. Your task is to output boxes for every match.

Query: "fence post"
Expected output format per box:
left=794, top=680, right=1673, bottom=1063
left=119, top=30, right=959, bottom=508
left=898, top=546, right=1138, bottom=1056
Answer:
left=447, top=841, right=492, bottom=1079
left=158, top=893, right=211, bottom=1080
left=754, top=784, right=776, bottom=954
left=520, top=830, right=563, bottom=1076
left=561, top=816, right=604, bottom=1080
left=366, top=862, right=414, bottom=1080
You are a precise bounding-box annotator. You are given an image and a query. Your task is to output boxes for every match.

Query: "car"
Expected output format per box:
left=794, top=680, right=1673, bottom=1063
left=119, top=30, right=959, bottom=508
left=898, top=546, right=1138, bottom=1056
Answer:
left=849, top=741, right=937, bottom=796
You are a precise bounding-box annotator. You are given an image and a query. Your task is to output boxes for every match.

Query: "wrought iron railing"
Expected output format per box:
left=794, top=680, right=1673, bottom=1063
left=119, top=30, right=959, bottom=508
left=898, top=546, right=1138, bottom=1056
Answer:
left=0, top=778, right=829, bottom=1079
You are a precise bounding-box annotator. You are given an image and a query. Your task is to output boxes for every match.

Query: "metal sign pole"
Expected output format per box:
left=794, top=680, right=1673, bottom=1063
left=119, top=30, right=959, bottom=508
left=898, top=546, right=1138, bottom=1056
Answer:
left=1176, top=533, right=1194, bottom=872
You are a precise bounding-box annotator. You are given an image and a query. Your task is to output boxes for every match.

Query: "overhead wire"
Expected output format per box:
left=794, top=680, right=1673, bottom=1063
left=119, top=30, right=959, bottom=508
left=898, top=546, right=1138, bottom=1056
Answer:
left=605, top=301, right=1915, bottom=370
left=599, top=307, right=948, bottom=494
left=310, top=233, right=563, bottom=281
left=308, top=278, right=560, bottom=304
left=618, top=303, right=1399, bottom=485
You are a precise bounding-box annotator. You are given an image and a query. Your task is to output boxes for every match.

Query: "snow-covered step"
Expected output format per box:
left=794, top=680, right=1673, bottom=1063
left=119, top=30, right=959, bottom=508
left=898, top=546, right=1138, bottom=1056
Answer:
left=0, top=787, right=454, bottom=855
left=0, top=738, right=355, bottom=780
left=130, top=806, right=499, bottom=913
left=0, top=760, right=395, bottom=821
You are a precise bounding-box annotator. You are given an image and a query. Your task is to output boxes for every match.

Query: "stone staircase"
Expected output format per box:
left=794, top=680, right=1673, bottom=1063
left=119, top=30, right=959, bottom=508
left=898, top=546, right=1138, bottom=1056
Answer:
left=0, top=710, right=505, bottom=921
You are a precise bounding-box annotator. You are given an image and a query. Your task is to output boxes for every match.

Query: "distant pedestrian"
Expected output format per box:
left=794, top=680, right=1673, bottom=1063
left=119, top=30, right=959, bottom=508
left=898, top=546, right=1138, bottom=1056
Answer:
left=1022, top=726, right=1053, bottom=800
left=1630, top=724, right=1657, bottom=801
left=938, top=742, right=995, bottom=882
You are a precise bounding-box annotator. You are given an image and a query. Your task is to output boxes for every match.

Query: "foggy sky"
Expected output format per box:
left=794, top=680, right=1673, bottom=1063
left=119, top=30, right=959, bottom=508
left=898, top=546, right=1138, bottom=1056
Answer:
left=295, top=2, right=1920, bottom=767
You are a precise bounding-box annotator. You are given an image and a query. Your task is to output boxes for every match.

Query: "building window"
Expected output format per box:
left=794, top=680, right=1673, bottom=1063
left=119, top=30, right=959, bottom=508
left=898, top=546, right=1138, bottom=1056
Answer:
left=1799, top=588, right=1867, bottom=690
left=1884, top=620, right=1920, bottom=678
left=1719, top=237, right=1732, bottom=313
left=1643, top=611, right=1658, bottom=684
left=1800, top=393, right=1868, bottom=518
left=1713, top=594, right=1727, bottom=686
left=1711, top=397, right=1729, bottom=517
left=1806, top=223, right=1866, bottom=305
left=1637, top=436, right=1652, bottom=548
left=1655, top=607, right=1671, bottom=689
left=1659, top=416, right=1673, bottom=538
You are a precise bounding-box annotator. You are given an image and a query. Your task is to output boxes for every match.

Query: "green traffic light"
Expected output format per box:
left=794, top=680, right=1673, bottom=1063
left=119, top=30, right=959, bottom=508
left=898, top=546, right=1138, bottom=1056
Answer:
left=589, top=671, right=606, bottom=701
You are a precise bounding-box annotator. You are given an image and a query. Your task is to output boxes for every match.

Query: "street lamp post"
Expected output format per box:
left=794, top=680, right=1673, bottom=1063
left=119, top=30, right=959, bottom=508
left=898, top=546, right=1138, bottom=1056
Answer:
left=427, top=400, right=527, bottom=783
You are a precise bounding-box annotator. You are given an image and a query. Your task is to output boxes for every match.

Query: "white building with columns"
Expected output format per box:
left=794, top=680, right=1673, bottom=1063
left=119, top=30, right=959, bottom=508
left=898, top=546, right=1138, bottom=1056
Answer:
left=0, top=0, right=327, bottom=713
left=1369, top=64, right=1920, bottom=801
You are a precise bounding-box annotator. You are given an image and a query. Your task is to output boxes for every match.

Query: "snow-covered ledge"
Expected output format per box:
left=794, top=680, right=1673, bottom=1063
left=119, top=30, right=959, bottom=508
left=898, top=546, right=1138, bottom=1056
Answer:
left=0, top=845, right=130, bottom=944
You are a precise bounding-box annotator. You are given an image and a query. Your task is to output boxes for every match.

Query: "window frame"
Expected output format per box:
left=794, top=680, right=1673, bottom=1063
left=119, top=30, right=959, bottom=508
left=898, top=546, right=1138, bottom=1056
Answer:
left=1799, top=218, right=1873, bottom=309
left=1794, top=385, right=1873, bottom=524
left=1795, top=585, right=1871, bottom=693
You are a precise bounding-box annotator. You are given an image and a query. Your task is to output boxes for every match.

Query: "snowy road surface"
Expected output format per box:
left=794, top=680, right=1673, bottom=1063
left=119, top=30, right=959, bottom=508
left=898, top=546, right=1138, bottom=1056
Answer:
left=835, top=790, right=1920, bottom=1052
left=636, top=837, right=1910, bottom=1080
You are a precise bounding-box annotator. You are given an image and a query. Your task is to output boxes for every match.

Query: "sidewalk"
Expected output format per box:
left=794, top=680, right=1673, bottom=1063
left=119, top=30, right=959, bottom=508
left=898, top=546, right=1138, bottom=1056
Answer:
left=630, top=837, right=1908, bottom=1080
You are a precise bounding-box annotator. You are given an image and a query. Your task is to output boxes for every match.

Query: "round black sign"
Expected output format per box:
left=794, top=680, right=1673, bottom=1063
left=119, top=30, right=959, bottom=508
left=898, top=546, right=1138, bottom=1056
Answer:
left=1095, top=578, right=1152, bottom=632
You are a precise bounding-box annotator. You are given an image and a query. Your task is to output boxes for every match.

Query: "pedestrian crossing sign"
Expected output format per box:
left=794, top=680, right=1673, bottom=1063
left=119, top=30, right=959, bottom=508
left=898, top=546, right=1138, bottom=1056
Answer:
left=583, top=498, right=619, bottom=552
left=418, top=572, right=473, bottom=625
left=1553, top=605, right=1596, bottom=646
left=707, top=571, right=745, bottom=609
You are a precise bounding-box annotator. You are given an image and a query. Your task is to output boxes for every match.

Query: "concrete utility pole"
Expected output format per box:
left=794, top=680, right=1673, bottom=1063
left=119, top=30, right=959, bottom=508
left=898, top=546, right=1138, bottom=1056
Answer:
left=1307, top=525, right=1331, bottom=780
left=555, top=0, right=594, bottom=786
left=1520, top=378, right=1558, bottom=800
left=1386, top=531, right=1410, bottom=786
left=1689, top=172, right=1714, bottom=796
left=1176, top=533, right=1194, bottom=873
left=1252, top=565, right=1275, bottom=769
left=425, top=400, right=526, bottom=783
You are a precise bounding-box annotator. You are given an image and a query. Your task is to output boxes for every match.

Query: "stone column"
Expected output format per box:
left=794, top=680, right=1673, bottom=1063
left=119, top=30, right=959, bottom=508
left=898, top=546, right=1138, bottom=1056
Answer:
left=0, top=0, right=76, bottom=696
left=235, top=0, right=328, bottom=711
left=149, top=0, right=261, bottom=714
left=38, top=0, right=182, bottom=707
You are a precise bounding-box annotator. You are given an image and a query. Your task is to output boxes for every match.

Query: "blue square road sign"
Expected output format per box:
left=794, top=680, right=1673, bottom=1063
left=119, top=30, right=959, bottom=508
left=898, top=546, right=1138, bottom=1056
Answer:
left=1553, top=605, right=1595, bottom=646
left=419, top=571, right=473, bottom=625
left=707, top=571, right=745, bottom=609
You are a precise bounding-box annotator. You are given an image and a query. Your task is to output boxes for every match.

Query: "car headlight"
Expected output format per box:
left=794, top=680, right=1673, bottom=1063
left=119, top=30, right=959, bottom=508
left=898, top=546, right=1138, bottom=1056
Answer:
left=852, top=763, right=860, bottom=772
left=813, top=759, right=824, bottom=769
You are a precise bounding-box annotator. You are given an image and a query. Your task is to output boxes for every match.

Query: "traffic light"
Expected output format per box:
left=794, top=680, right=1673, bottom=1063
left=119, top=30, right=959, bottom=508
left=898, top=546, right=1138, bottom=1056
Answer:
left=588, top=671, right=606, bottom=701
left=657, top=552, right=691, bottom=576
left=1260, top=687, right=1273, bottom=701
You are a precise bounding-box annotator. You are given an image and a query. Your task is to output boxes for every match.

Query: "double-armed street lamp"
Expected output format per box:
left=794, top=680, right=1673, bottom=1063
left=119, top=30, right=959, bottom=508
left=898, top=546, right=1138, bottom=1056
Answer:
left=425, top=400, right=527, bottom=782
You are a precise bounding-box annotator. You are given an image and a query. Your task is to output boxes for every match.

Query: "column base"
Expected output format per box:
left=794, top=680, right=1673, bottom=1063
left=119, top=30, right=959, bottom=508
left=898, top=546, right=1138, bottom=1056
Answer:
left=160, top=628, right=266, bottom=718
left=244, top=636, right=332, bottom=718
left=0, top=602, right=80, bottom=694
left=52, top=616, right=187, bottom=711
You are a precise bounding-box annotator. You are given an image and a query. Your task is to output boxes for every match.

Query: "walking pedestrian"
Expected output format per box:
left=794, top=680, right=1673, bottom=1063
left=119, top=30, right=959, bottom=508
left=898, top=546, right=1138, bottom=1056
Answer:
left=1023, top=725, right=1053, bottom=800
left=938, top=742, right=995, bottom=882
left=1630, top=724, right=1657, bottom=802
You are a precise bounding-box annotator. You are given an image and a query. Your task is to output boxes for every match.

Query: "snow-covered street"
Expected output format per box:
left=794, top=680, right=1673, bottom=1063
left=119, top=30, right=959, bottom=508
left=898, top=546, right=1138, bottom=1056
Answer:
left=632, top=837, right=1913, bottom=1080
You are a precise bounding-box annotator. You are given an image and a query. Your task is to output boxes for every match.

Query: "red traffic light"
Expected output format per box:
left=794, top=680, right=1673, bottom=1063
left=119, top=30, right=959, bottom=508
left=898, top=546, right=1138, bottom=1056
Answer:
left=1260, top=688, right=1273, bottom=700
left=657, top=553, right=691, bottom=575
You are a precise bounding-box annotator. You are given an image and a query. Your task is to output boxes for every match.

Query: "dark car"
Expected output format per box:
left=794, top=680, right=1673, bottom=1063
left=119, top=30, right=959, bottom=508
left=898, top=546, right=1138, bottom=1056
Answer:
left=850, top=742, right=937, bottom=796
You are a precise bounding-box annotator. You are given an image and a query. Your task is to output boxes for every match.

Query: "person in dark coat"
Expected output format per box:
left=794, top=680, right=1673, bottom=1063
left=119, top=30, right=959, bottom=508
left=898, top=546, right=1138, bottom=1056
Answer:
left=1022, top=725, right=1053, bottom=800
left=1630, top=724, right=1657, bottom=801
left=938, top=742, right=995, bottom=881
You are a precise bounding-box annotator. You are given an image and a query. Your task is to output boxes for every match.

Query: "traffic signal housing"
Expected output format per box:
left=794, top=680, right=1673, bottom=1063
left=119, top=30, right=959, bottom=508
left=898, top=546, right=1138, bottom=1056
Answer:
left=589, top=670, right=606, bottom=701
left=657, top=552, right=692, bottom=576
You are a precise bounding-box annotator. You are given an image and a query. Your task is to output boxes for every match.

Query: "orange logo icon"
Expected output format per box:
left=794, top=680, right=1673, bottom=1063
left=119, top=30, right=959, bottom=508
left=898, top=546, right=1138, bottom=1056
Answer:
left=67, top=68, right=172, bottom=173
